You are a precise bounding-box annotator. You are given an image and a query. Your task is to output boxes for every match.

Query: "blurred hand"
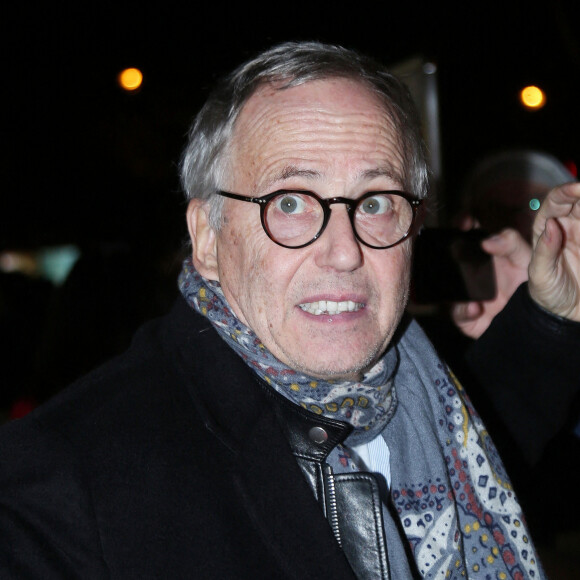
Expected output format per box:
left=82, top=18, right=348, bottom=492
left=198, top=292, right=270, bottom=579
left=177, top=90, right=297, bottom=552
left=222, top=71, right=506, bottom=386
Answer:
left=528, top=182, right=580, bottom=321
left=451, top=228, right=531, bottom=338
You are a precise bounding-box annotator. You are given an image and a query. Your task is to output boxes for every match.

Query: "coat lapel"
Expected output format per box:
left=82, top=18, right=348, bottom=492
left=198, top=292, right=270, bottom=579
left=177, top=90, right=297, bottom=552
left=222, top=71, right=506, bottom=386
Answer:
left=172, top=300, right=356, bottom=578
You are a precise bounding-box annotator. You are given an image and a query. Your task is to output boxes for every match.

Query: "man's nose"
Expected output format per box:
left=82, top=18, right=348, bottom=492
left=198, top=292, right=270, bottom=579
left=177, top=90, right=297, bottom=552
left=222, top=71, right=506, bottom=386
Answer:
left=314, top=206, right=363, bottom=271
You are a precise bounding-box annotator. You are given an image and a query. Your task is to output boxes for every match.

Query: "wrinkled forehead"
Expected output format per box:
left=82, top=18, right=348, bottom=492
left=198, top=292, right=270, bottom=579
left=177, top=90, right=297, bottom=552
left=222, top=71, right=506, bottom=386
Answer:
left=227, top=78, right=406, bottom=187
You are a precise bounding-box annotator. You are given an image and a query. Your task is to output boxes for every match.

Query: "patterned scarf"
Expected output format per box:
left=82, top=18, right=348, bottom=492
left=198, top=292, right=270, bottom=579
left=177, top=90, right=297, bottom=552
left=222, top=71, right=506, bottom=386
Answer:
left=179, top=258, right=545, bottom=579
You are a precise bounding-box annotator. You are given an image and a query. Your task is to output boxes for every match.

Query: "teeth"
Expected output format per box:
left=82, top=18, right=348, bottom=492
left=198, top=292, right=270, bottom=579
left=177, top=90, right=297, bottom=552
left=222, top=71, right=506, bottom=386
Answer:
left=299, top=300, right=364, bottom=315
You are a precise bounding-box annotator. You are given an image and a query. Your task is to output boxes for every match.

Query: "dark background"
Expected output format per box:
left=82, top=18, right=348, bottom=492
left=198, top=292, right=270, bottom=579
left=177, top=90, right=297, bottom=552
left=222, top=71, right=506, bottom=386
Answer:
left=2, top=2, right=580, bottom=254
left=2, top=9, right=580, bottom=572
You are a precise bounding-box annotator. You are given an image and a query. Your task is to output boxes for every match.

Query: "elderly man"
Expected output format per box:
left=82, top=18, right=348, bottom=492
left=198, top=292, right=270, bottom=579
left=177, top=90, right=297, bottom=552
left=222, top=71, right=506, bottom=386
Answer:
left=3, top=41, right=578, bottom=579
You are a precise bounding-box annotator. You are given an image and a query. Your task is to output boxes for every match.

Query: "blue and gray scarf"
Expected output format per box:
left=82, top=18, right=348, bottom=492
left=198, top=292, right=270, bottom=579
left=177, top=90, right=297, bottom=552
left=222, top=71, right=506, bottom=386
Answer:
left=179, top=258, right=545, bottom=579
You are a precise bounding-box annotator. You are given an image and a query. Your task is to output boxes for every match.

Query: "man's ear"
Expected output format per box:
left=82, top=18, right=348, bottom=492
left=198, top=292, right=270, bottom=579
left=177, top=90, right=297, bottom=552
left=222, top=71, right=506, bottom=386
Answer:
left=186, top=199, right=219, bottom=281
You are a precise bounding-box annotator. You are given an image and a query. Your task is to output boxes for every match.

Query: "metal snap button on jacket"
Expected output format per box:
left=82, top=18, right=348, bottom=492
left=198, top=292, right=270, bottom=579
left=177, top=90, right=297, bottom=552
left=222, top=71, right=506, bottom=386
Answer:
left=308, top=426, right=328, bottom=444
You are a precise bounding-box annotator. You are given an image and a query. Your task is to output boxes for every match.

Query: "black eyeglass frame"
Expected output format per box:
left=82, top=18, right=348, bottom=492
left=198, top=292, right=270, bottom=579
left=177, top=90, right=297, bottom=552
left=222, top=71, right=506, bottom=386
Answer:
left=217, top=189, right=423, bottom=249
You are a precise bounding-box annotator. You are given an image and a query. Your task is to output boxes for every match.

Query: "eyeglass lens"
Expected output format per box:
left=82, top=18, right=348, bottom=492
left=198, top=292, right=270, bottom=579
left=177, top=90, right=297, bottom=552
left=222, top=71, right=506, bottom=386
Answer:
left=263, top=192, right=413, bottom=248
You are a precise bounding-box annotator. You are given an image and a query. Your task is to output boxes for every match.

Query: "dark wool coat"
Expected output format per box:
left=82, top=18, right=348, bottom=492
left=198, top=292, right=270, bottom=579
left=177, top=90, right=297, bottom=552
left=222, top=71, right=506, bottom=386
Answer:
left=0, top=297, right=357, bottom=579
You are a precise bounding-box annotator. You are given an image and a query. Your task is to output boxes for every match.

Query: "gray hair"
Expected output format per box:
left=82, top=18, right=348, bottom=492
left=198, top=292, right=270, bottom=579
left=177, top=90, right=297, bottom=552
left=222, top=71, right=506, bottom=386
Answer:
left=180, top=41, right=430, bottom=229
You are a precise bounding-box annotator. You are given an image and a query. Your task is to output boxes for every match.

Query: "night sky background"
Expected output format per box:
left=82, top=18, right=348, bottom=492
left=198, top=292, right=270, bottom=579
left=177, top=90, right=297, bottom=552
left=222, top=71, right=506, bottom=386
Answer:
left=2, top=2, right=580, bottom=255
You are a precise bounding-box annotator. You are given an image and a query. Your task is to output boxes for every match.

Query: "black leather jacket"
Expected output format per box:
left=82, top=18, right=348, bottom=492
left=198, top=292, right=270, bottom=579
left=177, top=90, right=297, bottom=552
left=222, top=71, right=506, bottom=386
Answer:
left=264, top=381, right=395, bottom=579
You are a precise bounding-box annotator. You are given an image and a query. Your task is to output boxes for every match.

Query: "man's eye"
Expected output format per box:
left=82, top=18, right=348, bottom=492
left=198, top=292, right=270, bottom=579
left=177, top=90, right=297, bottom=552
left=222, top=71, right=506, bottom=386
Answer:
left=275, top=194, right=307, bottom=215
left=359, top=196, right=392, bottom=215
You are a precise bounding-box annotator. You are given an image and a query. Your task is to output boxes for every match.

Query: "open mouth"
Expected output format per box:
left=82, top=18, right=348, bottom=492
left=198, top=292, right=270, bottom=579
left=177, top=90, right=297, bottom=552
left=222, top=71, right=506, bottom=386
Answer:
left=298, top=300, right=365, bottom=316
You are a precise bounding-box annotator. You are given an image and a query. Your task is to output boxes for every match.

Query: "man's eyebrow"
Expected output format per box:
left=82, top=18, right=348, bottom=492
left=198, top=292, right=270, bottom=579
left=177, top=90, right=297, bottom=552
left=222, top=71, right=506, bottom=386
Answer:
left=270, top=166, right=321, bottom=184
left=264, top=165, right=403, bottom=189
left=359, top=166, right=402, bottom=182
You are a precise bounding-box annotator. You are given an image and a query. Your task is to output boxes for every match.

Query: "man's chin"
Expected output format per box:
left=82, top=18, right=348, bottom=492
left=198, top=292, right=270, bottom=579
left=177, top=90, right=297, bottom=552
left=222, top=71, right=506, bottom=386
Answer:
left=283, top=351, right=381, bottom=382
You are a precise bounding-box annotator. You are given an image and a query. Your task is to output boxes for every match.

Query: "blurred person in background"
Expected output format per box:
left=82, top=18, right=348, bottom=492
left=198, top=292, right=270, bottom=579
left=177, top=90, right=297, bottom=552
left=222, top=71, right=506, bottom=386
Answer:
left=452, top=149, right=576, bottom=339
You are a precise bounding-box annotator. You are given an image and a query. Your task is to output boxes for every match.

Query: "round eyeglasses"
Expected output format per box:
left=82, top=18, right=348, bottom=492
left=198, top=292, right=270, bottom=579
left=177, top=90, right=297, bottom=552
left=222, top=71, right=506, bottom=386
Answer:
left=217, top=189, right=423, bottom=249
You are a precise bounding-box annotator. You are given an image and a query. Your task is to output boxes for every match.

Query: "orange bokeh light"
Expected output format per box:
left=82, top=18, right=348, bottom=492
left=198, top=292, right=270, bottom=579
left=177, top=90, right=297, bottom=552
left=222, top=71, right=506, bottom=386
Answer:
left=118, top=68, right=143, bottom=91
left=520, top=85, right=545, bottom=110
